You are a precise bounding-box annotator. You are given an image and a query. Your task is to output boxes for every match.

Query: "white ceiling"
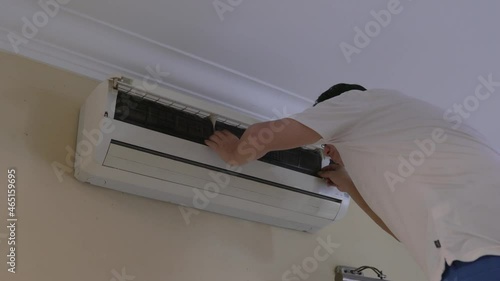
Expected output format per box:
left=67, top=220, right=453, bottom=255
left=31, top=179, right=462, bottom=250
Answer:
left=1, top=0, right=499, bottom=147
left=64, top=0, right=500, bottom=97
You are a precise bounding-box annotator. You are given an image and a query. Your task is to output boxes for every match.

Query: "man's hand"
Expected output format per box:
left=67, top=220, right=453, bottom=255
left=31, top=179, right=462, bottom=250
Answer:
left=318, top=163, right=354, bottom=192
left=205, top=130, right=241, bottom=164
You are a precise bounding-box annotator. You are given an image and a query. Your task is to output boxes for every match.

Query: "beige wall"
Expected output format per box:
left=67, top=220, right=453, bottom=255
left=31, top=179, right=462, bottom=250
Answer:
left=0, top=51, right=426, bottom=281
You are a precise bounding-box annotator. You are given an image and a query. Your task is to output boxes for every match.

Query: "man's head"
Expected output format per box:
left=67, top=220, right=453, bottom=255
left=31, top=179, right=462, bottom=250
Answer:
left=314, top=83, right=366, bottom=106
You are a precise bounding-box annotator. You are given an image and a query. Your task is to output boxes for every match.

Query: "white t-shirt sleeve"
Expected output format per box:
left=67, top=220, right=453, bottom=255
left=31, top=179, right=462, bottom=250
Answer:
left=288, top=92, right=369, bottom=142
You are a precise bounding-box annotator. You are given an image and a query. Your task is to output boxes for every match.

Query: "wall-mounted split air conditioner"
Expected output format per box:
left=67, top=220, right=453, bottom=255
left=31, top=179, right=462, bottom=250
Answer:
left=74, top=77, right=350, bottom=232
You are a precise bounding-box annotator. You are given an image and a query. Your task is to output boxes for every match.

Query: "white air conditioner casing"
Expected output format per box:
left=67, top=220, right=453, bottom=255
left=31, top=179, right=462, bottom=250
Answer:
left=74, top=77, right=350, bottom=232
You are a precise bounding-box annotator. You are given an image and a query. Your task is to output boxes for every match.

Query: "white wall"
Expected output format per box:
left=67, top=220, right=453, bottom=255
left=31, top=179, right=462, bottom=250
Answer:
left=0, top=51, right=426, bottom=281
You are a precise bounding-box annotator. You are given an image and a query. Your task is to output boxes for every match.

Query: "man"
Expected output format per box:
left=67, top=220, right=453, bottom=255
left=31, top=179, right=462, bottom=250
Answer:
left=205, top=84, right=500, bottom=281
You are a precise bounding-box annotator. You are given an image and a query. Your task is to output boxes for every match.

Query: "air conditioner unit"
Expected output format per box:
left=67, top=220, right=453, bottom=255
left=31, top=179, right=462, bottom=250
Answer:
left=74, top=77, right=350, bottom=232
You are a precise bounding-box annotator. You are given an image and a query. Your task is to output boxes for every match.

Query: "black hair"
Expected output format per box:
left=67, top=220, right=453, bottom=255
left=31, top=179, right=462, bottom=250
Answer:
left=313, top=83, right=366, bottom=106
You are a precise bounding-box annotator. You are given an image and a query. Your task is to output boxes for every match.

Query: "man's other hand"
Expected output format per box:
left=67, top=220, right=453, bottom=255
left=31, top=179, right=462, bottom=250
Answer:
left=318, top=163, right=353, bottom=192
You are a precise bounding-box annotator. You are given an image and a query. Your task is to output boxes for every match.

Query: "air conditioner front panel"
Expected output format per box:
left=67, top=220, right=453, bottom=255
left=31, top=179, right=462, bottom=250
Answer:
left=103, top=142, right=341, bottom=220
left=78, top=159, right=331, bottom=232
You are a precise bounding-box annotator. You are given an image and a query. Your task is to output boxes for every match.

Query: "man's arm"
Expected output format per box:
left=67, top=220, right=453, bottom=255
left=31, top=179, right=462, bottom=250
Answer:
left=319, top=165, right=399, bottom=241
left=205, top=118, right=322, bottom=165
left=348, top=184, right=399, bottom=241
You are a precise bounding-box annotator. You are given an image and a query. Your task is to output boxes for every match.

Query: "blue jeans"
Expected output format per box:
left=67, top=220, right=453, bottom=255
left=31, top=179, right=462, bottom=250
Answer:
left=441, top=255, right=500, bottom=281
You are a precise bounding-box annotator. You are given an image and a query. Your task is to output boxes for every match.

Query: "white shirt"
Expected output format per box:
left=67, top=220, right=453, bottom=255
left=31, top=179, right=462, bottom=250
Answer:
left=289, top=89, right=500, bottom=281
